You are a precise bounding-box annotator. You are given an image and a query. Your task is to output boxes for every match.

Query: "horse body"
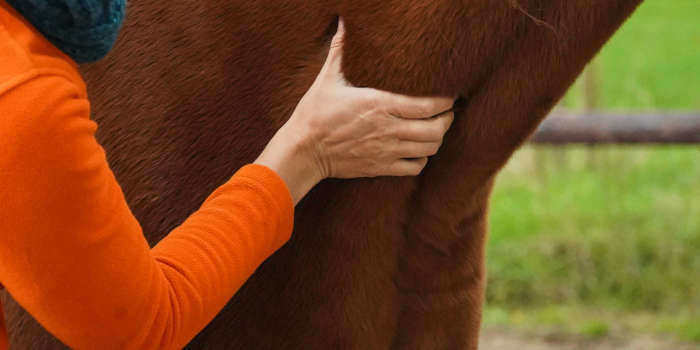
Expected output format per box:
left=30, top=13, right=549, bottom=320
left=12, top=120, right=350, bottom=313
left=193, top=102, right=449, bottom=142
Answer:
left=2, top=1, right=642, bottom=348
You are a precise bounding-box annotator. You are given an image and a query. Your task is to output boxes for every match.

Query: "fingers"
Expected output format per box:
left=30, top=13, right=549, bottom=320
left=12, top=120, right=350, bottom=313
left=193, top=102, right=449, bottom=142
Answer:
left=384, top=157, right=429, bottom=176
left=394, top=110, right=454, bottom=142
left=394, top=141, right=443, bottom=158
left=375, top=89, right=455, bottom=119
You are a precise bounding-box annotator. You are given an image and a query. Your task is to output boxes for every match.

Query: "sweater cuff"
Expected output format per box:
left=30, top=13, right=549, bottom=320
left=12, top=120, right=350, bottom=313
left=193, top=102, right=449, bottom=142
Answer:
left=232, top=164, right=295, bottom=245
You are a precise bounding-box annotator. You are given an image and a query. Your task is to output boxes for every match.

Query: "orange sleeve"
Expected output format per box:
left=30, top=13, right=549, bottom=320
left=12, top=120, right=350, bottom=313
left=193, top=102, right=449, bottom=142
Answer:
left=0, top=72, right=294, bottom=349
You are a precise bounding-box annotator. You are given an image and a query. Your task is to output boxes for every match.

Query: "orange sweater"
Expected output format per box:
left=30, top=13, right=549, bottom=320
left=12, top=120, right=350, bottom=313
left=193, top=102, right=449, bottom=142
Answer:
left=0, top=2, right=294, bottom=349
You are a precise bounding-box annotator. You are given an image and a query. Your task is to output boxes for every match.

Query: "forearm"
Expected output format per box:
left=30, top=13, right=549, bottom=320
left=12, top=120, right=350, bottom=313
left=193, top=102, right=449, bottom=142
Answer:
left=254, top=123, right=323, bottom=205
left=149, top=164, right=294, bottom=348
left=0, top=76, right=293, bottom=349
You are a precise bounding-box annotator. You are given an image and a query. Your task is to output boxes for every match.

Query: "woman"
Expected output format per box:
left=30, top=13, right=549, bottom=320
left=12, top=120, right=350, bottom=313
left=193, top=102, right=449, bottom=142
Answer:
left=0, top=1, right=454, bottom=349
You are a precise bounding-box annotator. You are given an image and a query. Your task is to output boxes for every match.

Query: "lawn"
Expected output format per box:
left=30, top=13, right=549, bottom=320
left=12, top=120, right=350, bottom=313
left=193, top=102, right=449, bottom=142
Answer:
left=486, top=146, right=699, bottom=342
left=484, top=0, right=700, bottom=344
left=561, top=0, right=700, bottom=110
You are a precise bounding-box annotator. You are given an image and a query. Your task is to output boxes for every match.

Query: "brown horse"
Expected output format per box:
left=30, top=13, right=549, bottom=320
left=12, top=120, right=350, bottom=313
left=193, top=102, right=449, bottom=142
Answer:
left=2, top=0, right=643, bottom=348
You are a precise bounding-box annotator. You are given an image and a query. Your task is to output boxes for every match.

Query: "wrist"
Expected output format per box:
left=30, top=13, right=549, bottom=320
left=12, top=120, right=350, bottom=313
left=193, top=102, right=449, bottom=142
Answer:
left=254, top=124, right=324, bottom=204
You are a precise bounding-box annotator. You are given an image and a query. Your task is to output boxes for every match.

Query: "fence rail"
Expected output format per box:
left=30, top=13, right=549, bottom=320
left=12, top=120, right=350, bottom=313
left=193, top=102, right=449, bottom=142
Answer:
left=530, top=113, right=700, bottom=144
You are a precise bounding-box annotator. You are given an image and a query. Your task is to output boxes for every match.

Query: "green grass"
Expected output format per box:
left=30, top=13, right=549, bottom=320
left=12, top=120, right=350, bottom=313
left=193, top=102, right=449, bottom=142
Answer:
left=483, top=304, right=700, bottom=342
left=487, top=146, right=700, bottom=309
left=485, top=146, right=700, bottom=341
left=561, top=0, right=700, bottom=110
left=483, top=1, right=700, bottom=342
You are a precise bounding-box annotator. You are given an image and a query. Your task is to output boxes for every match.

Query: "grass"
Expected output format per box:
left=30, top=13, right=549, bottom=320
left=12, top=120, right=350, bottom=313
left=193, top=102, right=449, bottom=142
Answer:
left=484, top=0, right=700, bottom=343
left=482, top=304, right=700, bottom=342
left=483, top=1, right=700, bottom=341
left=560, top=0, right=700, bottom=110
left=487, top=146, right=700, bottom=308
left=485, top=146, right=700, bottom=341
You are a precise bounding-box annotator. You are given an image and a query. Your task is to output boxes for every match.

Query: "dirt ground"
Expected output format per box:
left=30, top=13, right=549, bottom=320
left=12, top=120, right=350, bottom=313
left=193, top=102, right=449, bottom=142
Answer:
left=479, top=329, right=700, bottom=350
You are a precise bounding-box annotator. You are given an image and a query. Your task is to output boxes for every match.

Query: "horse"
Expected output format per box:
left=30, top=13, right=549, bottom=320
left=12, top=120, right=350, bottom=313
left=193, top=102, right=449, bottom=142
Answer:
left=2, top=0, right=643, bottom=348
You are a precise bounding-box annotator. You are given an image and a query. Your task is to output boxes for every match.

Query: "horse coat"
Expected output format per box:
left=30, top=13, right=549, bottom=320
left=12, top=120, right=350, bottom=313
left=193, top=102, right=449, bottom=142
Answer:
left=2, top=0, right=643, bottom=348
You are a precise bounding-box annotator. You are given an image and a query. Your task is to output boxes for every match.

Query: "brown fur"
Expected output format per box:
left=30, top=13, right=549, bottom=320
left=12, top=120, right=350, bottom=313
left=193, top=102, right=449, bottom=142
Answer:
left=2, top=0, right=643, bottom=348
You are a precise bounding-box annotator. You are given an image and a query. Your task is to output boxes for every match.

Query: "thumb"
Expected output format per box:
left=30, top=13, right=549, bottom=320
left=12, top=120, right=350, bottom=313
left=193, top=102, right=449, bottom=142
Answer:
left=329, top=18, right=345, bottom=55
left=322, top=18, right=346, bottom=76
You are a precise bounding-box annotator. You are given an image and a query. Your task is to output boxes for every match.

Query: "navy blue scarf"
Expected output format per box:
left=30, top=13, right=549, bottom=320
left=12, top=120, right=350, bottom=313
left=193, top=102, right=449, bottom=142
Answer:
left=7, top=0, right=126, bottom=63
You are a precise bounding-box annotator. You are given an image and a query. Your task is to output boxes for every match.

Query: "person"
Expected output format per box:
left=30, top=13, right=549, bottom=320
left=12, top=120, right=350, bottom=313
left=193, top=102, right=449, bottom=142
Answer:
left=0, top=1, right=455, bottom=349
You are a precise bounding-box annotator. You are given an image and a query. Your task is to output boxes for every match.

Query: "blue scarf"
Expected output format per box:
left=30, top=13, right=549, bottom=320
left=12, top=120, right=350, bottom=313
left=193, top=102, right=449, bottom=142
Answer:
left=7, top=0, right=126, bottom=63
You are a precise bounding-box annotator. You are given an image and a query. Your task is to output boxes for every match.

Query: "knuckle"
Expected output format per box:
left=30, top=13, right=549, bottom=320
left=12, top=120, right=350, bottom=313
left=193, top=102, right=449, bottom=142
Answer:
left=374, top=118, right=393, bottom=136
left=389, top=117, right=403, bottom=132
left=364, top=91, right=383, bottom=111
left=422, top=99, right=437, bottom=115
left=406, top=99, right=428, bottom=117
left=365, top=113, right=380, bottom=128
left=387, top=123, right=403, bottom=140
left=440, top=97, right=454, bottom=110
left=392, top=119, right=410, bottom=136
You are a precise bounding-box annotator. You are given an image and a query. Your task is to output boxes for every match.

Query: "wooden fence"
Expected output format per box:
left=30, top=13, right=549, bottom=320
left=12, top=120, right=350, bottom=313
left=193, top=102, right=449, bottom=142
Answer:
left=531, top=113, right=700, bottom=144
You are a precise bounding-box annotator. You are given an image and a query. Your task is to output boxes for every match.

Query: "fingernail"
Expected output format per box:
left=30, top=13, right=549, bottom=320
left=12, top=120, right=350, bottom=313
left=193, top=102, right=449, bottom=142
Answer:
left=337, top=17, right=345, bottom=33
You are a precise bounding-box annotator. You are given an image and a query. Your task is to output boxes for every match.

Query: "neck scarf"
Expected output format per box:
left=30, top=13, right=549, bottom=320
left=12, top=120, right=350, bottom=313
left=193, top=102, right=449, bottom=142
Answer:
left=7, top=0, right=126, bottom=63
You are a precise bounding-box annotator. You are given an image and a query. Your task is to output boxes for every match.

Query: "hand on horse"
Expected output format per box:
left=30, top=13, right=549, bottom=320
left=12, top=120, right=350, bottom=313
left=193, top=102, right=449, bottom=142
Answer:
left=255, top=18, right=455, bottom=204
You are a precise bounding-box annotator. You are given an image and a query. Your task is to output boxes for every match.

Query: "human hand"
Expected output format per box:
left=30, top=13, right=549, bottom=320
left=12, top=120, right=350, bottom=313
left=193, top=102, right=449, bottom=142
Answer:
left=255, top=18, right=455, bottom=203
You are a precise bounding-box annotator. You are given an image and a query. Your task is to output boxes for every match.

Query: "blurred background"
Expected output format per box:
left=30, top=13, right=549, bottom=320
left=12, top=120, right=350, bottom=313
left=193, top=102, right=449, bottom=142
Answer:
left=479, top=1, right=699, bottom=349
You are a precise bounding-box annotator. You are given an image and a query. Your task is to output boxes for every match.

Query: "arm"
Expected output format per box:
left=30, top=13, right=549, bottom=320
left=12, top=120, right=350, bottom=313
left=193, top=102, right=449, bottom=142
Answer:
left=0, top=73, right=293, bottom=349
left=0, top=16, right=454, bottom=349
